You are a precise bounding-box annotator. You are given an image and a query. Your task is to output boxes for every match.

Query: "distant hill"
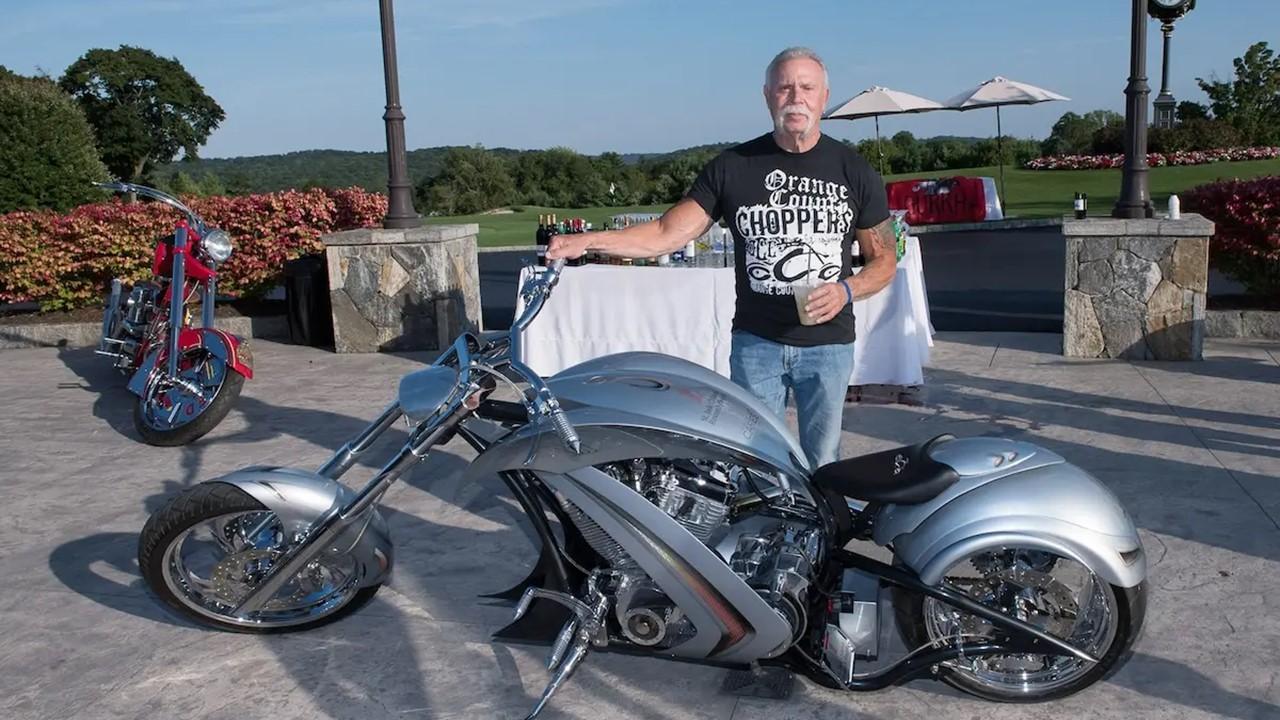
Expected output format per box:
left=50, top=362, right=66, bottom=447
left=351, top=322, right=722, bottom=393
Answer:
left=155, top=146, right=525, bottom=195
left=620, top=142, right=738, bottom=165
left=926, top=135, right=988, bottom=145
left=155, top=136, right=988, bottom=194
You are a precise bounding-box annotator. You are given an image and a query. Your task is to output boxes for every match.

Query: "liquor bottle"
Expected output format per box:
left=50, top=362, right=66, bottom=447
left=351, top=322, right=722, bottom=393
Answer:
left=536, top=214, right=548, bottom=266
left=568, top=231, right=582, bottom=267
left=547, top=214, right=559, bottom=268
left=567, top=217, right=582, bottom=267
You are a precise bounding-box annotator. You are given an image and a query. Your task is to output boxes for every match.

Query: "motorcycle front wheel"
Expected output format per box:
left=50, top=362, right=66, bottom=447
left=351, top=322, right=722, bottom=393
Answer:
left=133, top=346, right=244, bottom=446
left=138, top=482, right=381, bottom=633
left=893, top=547, right=1146, bottom=702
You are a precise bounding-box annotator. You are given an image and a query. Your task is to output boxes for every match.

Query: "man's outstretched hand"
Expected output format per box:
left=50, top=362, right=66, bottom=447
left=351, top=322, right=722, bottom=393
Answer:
left=547, top=234, right=589, bottom=260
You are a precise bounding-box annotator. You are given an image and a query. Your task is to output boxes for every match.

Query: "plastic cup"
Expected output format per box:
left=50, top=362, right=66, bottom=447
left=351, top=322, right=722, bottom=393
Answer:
left=794, top=281, right=822, bottom=326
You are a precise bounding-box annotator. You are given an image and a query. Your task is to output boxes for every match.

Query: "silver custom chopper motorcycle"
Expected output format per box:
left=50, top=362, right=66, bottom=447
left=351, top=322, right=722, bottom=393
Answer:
left=139, top=260, right=1147, bottom=718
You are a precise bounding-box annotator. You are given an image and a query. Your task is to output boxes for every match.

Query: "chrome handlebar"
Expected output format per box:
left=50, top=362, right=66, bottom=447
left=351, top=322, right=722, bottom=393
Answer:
left=503, top=260, right=580, bottom=453
left=438, top=259, right=581, bottom=453
left=94, top=182, right=206, bottom=230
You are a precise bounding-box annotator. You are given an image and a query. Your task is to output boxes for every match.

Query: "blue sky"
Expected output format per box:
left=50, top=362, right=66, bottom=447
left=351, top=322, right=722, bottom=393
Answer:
left=4, top=0, right=1277, bottom=158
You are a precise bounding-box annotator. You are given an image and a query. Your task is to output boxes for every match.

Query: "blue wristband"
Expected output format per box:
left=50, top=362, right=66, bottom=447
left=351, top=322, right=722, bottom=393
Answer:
left=842, top=280, right=853, bottom=306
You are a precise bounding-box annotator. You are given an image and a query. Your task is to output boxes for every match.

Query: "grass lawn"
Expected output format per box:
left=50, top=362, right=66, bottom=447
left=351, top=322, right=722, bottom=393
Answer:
left=428, top=159, right=1280, bottom=247
left=887, top=158, right=1280, bottom=220
left=425, top=204, right=669, bottom=248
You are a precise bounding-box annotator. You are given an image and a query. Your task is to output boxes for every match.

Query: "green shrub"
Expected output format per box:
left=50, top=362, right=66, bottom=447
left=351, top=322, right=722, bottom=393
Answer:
left=0, top=72, right=109, bottom=213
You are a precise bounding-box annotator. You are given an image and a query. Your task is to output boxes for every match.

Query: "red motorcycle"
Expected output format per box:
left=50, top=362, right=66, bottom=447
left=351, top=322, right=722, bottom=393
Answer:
left=95, top=182, right=254, bottom=446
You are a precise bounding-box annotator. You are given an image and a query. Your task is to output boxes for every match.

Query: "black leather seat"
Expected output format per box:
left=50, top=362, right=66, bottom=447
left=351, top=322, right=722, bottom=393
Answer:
left=812, top=434, right=959, bottom=505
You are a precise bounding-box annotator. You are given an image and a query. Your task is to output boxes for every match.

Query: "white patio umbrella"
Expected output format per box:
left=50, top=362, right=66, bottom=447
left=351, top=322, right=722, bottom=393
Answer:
left=945, top=76, right=1070, bottom=209
left=824, top=86, right=946, bottom=175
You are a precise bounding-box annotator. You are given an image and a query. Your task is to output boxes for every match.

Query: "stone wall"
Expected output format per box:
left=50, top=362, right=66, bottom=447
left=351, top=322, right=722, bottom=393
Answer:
left=321, top=224, right=481, bottom=353
left=1063, top=215, right=1213, bottom=360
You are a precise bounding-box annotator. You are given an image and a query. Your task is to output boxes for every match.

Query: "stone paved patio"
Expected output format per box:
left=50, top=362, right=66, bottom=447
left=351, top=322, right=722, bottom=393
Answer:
left=1, top=333, right=1277, bottom=719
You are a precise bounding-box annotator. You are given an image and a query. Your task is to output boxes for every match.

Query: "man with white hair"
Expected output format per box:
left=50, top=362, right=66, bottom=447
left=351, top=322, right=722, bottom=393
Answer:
left=548, top=47, right=897, bottom=469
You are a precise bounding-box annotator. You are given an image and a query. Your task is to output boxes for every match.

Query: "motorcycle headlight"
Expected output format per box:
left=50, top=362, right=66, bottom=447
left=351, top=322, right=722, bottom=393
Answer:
left=202, top=229, right=233, bottom=264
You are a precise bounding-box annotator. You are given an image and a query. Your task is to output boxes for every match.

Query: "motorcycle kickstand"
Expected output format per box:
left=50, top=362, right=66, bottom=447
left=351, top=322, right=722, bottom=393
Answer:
left=514, top=581, right=610, bottom=720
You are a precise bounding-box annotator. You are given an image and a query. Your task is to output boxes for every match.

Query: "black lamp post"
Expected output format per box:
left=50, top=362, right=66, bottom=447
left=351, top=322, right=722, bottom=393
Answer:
left=1113, top=0, right=1155, bottom=219
left=378, top=0, right=421, bottom=229
left=1114, top=0, right=1196, bottom=219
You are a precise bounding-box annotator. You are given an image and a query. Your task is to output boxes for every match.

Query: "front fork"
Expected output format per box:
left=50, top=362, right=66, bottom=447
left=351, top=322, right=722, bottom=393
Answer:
left=150, top=228, right=219, bottom=398
left=232, top=398, right=469, bottom=616
left=167, top=227, right=187, bottom=379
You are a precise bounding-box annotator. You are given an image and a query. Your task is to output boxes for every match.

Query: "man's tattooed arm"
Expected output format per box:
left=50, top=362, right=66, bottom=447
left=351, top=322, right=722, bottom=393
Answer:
left=844, top=217, right=899, bottom=301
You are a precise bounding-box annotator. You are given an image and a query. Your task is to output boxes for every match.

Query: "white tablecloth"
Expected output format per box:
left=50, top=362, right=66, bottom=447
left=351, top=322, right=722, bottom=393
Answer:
left=517, top=237, right=933, bottom=386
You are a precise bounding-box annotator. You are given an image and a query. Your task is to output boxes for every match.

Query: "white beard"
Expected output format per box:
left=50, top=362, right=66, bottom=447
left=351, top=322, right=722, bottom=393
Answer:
left=774, top=104, right=816, bottom=138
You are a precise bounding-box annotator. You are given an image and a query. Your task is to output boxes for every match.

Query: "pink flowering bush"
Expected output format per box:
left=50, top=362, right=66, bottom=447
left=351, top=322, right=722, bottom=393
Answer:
left=1181, top=176, right=1280, bottom=297
left=0, top=187, right=387, bottom=310
left=1024, top=146, right=1280, bottom=170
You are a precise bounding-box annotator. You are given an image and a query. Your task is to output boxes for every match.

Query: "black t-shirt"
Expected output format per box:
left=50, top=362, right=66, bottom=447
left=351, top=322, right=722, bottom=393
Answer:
left=685, top=132, right=890, bottom=346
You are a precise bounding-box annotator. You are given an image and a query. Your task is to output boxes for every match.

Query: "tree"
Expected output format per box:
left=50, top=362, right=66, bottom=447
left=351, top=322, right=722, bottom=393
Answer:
left=0, top=69, right=109, bottom=213
left=890, top=131, right=924, bottom=173
left=198, top=172, right=226, bottom=197
left=60, top=46, right=225, bottom=184
left=643, top=149, right=717, bottom=203
left=1043, top=110, right=1123, bottom=156
left=168, top=170, right=203, bottom=197
left=1176, top=101, right=1210, bottom=122
left=416, top=146, right=516, bottom=215
left=1196, top=41, right=1280, bottom=145
left=919, top=137, right=973, bottom=171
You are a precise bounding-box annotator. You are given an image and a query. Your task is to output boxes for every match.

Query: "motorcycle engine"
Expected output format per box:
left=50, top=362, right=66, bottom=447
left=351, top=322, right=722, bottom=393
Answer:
left=123, top=284, right=160, bottom=336
left=562, top=459, right=822, bottom=655
left=104, top=283, right=161, bottom=369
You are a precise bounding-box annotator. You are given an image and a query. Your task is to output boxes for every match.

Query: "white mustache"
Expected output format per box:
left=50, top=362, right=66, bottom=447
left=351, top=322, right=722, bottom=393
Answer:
left=779, top=104, right=811, bottom=119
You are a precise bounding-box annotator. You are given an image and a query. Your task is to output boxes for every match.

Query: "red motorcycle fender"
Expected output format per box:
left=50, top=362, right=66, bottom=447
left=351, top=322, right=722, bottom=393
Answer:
left=125, top=329, right=254, bottom=396
left=179, top=328, right=255, bottom=380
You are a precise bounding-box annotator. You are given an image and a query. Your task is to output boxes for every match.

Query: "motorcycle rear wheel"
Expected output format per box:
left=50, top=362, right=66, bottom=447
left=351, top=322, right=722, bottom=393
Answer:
left=893, top=548, right=1146, bottom=702
left=138, top=482, right=380, bottom=633
left=133, top=347, right=244, bottom=446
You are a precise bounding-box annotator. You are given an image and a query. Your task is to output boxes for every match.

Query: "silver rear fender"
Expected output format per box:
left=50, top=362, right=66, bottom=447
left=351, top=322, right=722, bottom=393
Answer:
left=881, top=457, right=1145, bottom=589
left=216, top=466, right=393, bottom=588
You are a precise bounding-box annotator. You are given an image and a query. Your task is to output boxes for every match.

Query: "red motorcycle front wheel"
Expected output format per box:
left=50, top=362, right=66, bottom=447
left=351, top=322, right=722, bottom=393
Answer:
left=134, top=346, right=245, bottom=446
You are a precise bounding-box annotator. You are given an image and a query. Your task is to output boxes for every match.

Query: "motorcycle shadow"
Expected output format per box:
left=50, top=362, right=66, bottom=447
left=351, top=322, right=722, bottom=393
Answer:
left=55, top=346, right=141, bottom=442
left=47, top=531, right=194, bottom=629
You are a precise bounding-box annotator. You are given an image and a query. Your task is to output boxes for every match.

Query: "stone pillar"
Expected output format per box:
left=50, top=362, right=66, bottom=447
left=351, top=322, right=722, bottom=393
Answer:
left=1062, top=214, right=1213, bottom=360
left=320, top=224, right=481, bottom=353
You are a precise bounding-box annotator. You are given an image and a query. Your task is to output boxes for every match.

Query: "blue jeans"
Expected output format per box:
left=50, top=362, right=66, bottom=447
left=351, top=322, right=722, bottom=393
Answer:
left=728, top=330, right=855, bottom=469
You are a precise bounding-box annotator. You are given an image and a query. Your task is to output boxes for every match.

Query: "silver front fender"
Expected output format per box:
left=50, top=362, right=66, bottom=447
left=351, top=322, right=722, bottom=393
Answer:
left=879, top=449, right=1146, bottom=589
left=216, top=466, right=393, bottom=588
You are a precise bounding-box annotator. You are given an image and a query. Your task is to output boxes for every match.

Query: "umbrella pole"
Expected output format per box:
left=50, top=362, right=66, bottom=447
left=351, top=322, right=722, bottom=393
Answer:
left=996, top=105, right=1006, bottom=214
left=876, top=116, right=885, bottom=176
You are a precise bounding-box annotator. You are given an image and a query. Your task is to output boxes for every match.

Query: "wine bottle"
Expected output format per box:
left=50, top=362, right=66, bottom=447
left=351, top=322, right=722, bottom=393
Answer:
left=547, top=214, right=559, bottom=268
left=535, top=214, right=548, bottom=266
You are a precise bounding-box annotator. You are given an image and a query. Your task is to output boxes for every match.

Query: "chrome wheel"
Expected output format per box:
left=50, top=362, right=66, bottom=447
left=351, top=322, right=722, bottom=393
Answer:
left=922, top=547, right=1119, bottom=697
left=139, top=348, right=227, bottom=432
left=160, top=510, right=362, bottom=628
